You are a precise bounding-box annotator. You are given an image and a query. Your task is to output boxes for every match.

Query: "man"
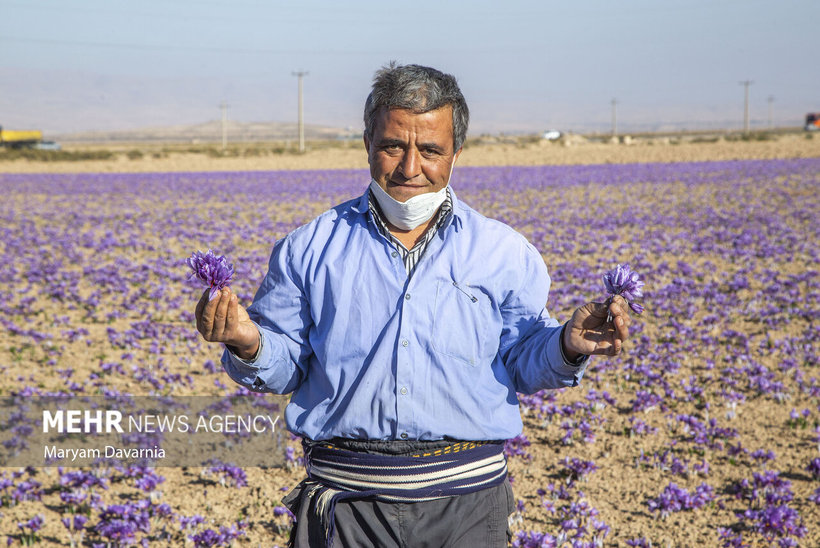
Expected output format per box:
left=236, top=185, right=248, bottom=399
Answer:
left=195, top=63, right=632, bottom=547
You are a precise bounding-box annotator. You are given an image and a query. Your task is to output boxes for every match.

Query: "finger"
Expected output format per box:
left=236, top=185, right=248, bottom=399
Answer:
left=210, top=288, right=232, bottom=341
left=610, top=335, right=622, bottom=356
left=198, top=289, right=219, bottom=340
left=195, top=289, right=209, bottom=322
left=195, top=290, right=208, bottom=333
left=613, top=313, right=630, bottom=343
left=607, top=297, right=626, bottom=323
left=225, top=293, right=239, bottom=339
left=610, top=295, right=628, bottom=315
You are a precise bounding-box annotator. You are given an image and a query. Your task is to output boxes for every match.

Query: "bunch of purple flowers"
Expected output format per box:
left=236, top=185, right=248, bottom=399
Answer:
left=186, top=250, right=234, bottom=301
left=602, top=264, right=645, bottom=314
left=647, top=482, right=714, bottom=517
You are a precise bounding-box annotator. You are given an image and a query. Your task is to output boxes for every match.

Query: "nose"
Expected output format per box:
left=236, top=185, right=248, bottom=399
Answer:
left=398, top=148, right=421, bottom=179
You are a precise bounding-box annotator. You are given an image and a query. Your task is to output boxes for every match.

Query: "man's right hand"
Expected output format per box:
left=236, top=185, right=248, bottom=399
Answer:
left=195, top=287, right=260, bottom=360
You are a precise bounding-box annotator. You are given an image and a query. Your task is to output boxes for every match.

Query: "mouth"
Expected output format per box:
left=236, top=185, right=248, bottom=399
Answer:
left=388, top=180, right=429, bottom=189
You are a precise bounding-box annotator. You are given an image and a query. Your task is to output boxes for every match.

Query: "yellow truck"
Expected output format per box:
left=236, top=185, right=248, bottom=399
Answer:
left=0, top=126, right=42, bottom=148
left=0, top=126, right=60, bottom=150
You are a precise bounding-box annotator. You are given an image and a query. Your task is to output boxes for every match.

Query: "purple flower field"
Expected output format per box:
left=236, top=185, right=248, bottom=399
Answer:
left=1, top=158, right=818, bottom=547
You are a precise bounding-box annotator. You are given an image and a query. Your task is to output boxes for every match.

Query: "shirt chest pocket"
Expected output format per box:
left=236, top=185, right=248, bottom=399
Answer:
left=431, top=280, right=490, bottom=366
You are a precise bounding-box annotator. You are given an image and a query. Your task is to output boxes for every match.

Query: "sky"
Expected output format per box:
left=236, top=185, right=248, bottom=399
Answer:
left=1, top=0, right=818, bottom=137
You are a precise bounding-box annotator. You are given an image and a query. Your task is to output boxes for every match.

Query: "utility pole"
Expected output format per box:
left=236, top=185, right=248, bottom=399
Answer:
left=767, top=95, right=774, bottom=130
left=292, top=70, right=309, bottom=153
left=220, top=101, right=229, bottom=152
left=739, top=80, right=753, bottom=134
left=611, top=98, right=618, bottom=137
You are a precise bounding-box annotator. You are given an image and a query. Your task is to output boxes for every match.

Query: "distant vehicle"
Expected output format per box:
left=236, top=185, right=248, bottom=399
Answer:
left=0, top=125, right=46, bottom=148
left=542, top=129, right=562, bottom=141
left=33, top=140, right=61, bottom=151
left=806, top=113, right=820, bottom=131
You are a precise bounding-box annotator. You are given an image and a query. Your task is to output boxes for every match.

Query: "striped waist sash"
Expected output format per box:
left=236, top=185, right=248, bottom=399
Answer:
left=303, top=440, right=508, bottom=547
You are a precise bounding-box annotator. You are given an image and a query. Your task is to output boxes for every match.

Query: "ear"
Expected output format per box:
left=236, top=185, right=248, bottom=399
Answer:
left=453, top=147, right=462, bottom=163
left=363, top=134, right=370, bottom=153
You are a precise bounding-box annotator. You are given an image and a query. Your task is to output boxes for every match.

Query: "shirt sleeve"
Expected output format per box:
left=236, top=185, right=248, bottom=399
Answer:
left=499, top=241, right=589, bottom=394
left=220, top=237, right=312, bottom=394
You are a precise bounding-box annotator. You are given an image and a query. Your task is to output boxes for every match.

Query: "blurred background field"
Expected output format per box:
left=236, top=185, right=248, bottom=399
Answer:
left=1, top=130, right=818, bottom=173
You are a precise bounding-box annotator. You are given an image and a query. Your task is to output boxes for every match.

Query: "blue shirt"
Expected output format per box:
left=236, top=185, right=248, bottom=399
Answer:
left=222, top=189, right=588, bottom=441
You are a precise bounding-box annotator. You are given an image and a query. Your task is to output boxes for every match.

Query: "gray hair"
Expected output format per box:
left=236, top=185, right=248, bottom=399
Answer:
left=364, top=62, right=469, bottom=152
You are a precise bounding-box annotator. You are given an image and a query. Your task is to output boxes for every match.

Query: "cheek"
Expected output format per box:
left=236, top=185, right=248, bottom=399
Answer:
left=373, top=156, right=398, bottom=176
left=425, top=164, right=450, bottom=184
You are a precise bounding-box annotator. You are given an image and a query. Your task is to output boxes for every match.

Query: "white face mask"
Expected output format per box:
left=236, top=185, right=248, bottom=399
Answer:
left=368, top=161, right=456, bottom=231
left=369, top=180, right=449, bottom=231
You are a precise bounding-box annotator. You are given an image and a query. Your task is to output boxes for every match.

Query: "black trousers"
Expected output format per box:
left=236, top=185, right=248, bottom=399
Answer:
left=285, top=439, right=515, bottom=548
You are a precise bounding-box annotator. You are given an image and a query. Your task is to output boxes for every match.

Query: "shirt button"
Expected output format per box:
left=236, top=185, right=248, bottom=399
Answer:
left=400, top=433, right=408, bottom=439
left=391, top=251, right=398, bottom=258
left=401, top=339, right=409, bottom=347
left=405, top=294, right=411, bottom=300
left=400, top=387, right=408, bottom=395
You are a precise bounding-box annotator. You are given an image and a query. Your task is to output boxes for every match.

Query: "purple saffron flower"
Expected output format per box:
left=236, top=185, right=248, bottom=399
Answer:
left=61, top=515, right=88, bottom=532
left=208, top=464, right=248, bottom=488
left=647, top=482, right=714, bottom=517
left=602, top=263, right=645, bottom=314
left=186, top=250, right=234, bottom=301
left=179, top=515, right=206, bottom=532
left=18, top=515, right=44, bottom=533
left=742, top=505, right=807, bottom=540
left=190, top=528, right=221, bottom=547
left=806, top=458, right=820, bottom=480
left=504, top=434, right=533, bottom=461
left=560, top=457, right=598, bottom=482
left=273, top=506, right=295, bottom=520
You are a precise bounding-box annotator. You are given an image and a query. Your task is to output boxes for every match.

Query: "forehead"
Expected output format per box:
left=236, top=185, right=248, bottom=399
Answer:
left=373, top=106, right=454, bottom=144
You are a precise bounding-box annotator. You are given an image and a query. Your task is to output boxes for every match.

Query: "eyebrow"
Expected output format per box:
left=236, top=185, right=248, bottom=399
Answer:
left=376, top=138, right=404, bottom=147
left=375, top=138, right=447, bottom=153
left=418, top=142, right=445, bottom=152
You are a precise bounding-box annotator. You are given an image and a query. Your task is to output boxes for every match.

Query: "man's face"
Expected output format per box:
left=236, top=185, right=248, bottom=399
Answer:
left=364, top=106, right=462, bottom=203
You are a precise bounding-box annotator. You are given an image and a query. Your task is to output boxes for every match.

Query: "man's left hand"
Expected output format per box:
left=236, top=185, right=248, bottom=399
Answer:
left=562, top=295, right=632, bottom=360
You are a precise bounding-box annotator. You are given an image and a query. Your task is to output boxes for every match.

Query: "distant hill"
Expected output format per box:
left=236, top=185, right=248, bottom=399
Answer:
left=55, top=120, right=360, bottom=144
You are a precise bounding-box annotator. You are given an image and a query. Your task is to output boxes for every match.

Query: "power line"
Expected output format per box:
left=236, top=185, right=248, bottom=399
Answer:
left=0, top=35, right=514, bottom=56
left=0, top=1, right=235, bottom=23
left=0, top=35, right=321, bottom=55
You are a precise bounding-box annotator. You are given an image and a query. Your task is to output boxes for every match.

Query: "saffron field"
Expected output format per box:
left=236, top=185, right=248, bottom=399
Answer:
left=1, top=158, right=818, bottom=547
